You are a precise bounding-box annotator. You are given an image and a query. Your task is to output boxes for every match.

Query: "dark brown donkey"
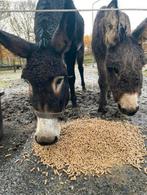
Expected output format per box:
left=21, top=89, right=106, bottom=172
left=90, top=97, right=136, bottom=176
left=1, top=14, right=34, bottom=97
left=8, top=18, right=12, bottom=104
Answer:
left=0, top=0, right=84, bottom=145
left=92, top=0, right=147, bottom=115
left=35, top=0, right=86, bottom=106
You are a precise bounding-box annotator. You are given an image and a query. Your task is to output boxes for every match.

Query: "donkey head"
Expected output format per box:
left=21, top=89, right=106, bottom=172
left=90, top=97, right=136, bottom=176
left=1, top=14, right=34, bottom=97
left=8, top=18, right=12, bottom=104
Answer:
left=0, top=11, right=76, bottom=145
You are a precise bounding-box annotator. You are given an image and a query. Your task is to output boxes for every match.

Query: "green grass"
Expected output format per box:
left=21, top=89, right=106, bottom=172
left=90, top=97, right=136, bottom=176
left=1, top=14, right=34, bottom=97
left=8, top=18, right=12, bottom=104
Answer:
left=0, top=70, right=21, bottom=80
left=0, top=81, right=10, bottom=88
left=143, top=70, right=147, bottom=77
left=0, top=70, right=22, bottom=89
left=84, top=53, right=94, bottom=65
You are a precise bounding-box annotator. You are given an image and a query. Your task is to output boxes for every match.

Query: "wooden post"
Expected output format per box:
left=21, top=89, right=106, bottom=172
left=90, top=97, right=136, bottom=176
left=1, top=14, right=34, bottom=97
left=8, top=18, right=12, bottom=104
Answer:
left=0, top=91, right=4, bottom=140
left=13, top=58, right=16, bottom=72
left=0, top=45, right=2, bottom=64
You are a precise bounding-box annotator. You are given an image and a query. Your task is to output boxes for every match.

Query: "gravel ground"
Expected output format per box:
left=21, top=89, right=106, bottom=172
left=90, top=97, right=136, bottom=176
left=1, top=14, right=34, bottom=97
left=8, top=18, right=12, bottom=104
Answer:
left=0, top=66, right=147, bottom=195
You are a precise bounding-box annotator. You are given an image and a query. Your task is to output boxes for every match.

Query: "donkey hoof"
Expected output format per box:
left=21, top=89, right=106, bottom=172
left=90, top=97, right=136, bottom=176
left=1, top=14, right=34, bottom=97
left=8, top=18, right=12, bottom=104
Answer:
left=98, top=107, right=107, bottom=114
left=72, top=106, right=80, bottom=116
left=58, top=115, right=67, bottom=122
left=82, top=86, right=86, bottom=92
left=72, top=102, right=78, bottom=108
left=107, top=94, right=111, bottom=99
left=107, top=91, right=111, bottom=99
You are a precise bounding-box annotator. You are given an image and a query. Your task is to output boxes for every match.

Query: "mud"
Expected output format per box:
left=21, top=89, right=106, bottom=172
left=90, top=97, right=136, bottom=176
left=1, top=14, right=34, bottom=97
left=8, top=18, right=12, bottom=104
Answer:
left=0, top=66, right=147, bottom=195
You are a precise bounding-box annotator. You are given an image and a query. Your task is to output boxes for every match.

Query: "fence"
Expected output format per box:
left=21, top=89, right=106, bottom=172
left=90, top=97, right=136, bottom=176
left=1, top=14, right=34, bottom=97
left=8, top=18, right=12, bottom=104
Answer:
left=0, top=7, right=147, bottom=68
left=0, top=8, right=147, bottom=13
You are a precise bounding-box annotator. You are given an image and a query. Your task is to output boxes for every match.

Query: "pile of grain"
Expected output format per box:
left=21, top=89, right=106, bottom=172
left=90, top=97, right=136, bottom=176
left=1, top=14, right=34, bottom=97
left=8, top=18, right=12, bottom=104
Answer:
left=33, top=118, right=146, bottom=178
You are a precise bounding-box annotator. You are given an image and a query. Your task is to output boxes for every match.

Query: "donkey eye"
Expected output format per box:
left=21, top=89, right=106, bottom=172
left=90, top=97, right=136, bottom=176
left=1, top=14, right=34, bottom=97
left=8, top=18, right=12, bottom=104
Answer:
left=52, top=76, right=65, bottom=95
left=107, top=64, right=120, bottom=75
left=56, top=78, right=64, bottom=85
left=108, top=23, right=113, bottom=30
left=114, top=67, right=119, bottom=74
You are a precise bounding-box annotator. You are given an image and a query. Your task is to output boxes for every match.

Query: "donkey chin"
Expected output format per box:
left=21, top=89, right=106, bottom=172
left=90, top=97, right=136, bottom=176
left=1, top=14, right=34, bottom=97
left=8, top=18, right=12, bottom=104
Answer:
left=34, top=113, right=61, bottom=146
left=118, top=93, right=139, bottom=116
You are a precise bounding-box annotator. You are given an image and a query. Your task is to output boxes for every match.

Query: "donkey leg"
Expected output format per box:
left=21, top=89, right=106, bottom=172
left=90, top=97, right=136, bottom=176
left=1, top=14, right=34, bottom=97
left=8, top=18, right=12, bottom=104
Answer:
left=77, top=45, right=86, bottom=91
left=65, top=49, right=77, bottom=108
left=107, top=88, right=111, bottom=99
left=98, top=75, right=108, bottom=113
left=97, top=60, right=108, bottom=113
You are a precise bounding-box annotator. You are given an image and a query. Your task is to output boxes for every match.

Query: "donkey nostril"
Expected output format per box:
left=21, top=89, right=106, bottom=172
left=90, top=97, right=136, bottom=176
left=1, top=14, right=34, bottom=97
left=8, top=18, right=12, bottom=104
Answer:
left=118, top=104, right=121, bottom=110
left=118, top=104, right=139, bottom=116
left=35, top=135, right=58, bottom=146
left=35, top=135, right=38, bottom=143
left=45, top=136, right=58, bottom=145
left=54, top=136, right=58, bottom=144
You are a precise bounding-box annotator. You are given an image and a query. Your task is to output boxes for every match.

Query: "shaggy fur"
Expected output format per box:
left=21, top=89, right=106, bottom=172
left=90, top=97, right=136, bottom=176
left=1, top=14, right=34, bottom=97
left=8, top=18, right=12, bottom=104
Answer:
left=35, top=0, right=65, bottom=41
left=35, top=0, right=86, bottom=107
left=0, top=1, right=74, bottom=115
left=92, top=0, right=146, bottom=115
left=0, top=0, right=85, bottom=115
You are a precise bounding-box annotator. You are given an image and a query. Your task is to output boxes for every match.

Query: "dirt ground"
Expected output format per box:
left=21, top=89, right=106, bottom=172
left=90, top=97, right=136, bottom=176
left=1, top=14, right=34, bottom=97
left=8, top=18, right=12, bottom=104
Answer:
left=0, top=66, right=147, bottom=195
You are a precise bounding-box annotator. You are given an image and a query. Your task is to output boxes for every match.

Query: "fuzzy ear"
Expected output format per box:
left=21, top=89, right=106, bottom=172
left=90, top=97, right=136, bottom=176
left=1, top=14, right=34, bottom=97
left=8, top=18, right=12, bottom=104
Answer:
left=132, top=18, right=147, bottom=43
left=0, top=30, right=37, bottom=58
left=108, top=0, right=118, bottom=8
left=51, top=10, right=76, bottom=54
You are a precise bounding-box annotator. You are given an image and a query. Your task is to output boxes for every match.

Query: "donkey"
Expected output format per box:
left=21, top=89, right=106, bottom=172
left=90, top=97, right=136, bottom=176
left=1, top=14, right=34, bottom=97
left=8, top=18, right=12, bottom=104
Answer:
left=92, top=0, right=147, bottom=116
left=35, top=0, right=86, bottom=106
left=0, top=0, right=84, bottom=145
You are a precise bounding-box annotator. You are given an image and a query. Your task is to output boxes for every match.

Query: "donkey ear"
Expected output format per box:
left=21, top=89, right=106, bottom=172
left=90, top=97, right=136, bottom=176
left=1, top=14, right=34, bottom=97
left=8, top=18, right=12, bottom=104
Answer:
left=51, top=11, right=76, bottom=54
left=0, top=30, right=36, bottom=58
left=108, top=0, right=118, bottom=8
left=132, top=18, right=147, bottom=44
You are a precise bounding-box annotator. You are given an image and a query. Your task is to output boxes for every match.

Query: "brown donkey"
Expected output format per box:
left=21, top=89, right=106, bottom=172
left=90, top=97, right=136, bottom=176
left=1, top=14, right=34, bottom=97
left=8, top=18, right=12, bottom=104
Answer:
left=92, top=0, right=147, bottom=115
left=0, top=0, right=85, bottom=145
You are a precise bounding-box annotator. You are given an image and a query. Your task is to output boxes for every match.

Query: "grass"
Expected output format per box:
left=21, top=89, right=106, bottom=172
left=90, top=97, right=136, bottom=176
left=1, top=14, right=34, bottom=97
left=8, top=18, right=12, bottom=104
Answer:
left=0, top=70, right=21, bottom=80
left=143, top=70, right=147, bottom=77
left=84, top=53, right=94, bottom=65
left=0, top=81, right=10, bottom=88
left=0, top=70, right=22, bottom=89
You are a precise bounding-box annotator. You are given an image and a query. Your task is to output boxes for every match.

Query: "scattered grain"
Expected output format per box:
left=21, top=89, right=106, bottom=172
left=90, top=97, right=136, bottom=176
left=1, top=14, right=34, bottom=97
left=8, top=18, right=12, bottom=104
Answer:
left=0, top=146, right=4, bottom=149
left=33, top=118, right=146, bottom=178
left=144, top=167, right=147, bottom=174
left=15, top=159, right=20, bottom=163
left=5, top=154, right=11, bottom=158
left=30, top=167, right=36, bottom=172
left=44, top=179, right=48, bottom=185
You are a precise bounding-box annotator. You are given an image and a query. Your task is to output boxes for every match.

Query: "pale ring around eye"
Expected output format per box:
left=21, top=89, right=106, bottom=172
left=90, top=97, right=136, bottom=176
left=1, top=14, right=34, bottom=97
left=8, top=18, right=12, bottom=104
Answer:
left=52, top=76, right=65, bottom=95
